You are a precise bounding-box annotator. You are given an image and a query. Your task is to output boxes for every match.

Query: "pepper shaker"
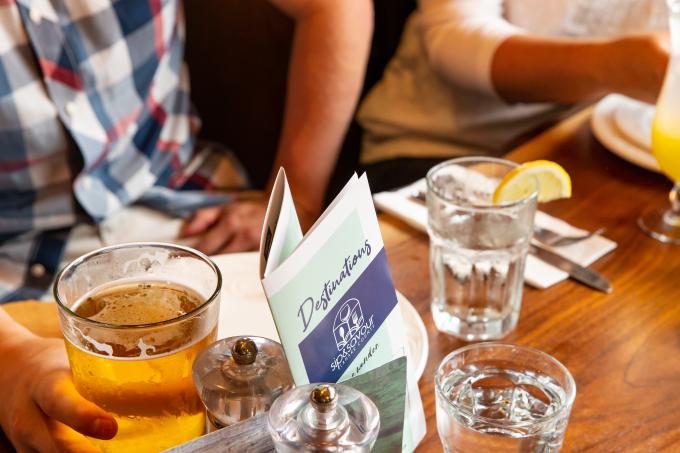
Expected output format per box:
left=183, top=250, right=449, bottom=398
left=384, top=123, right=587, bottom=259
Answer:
left=192, top=336, right=294, bottom=430
left=268, top=383, right=380, bottom=452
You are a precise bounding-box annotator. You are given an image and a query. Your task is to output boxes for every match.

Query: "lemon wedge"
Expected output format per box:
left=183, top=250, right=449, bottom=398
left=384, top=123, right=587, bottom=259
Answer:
left=493, top=160, right=572, bottom=204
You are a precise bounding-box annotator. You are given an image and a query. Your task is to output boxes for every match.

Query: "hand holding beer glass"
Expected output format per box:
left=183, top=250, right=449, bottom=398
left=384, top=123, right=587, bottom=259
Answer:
left=54, top=243, right=221, bottom=452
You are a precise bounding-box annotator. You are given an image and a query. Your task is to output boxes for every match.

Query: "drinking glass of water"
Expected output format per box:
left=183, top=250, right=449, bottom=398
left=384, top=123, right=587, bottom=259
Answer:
left=426, top=157, right=537, bottom=340
left=435, top=343, right=576, bottom=453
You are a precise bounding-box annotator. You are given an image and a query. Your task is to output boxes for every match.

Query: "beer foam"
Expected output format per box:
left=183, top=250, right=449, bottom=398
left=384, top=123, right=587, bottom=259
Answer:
left=76, top=282, right=202, bottom=326
left=69, top=281, right=208, bottom=359
left=87, top=297, right=184, bottom=325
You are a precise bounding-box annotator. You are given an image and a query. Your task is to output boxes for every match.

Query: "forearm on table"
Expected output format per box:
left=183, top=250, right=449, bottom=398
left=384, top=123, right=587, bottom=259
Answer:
left=491, top=35, right=612, bottom=104
left=267, top=0, right=373, bottom=224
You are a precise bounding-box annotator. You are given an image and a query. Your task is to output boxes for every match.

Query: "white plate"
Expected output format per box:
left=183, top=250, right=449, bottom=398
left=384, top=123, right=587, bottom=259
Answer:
left=591, top=94, right=661, bottom=173
left=211, top=252, right=430, bottom=381
left=612, top=95, right=654, bottom=150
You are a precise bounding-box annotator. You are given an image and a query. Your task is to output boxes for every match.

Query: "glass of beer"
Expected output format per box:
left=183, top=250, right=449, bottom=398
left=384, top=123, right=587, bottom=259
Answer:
left=54, top=243, right=222, bottom=452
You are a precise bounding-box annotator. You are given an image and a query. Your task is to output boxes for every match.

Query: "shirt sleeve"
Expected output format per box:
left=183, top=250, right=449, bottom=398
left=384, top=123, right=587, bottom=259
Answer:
left=417, top=0, right=525, bottom=97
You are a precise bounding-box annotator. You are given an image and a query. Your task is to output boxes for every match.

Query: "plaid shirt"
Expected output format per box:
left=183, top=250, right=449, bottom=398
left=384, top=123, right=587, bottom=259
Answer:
left=0, top=0, right=247, bottom=302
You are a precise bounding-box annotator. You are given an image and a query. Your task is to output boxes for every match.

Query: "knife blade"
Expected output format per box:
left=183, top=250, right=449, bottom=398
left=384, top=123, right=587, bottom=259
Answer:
left=529, top=241, right=612, bottom=293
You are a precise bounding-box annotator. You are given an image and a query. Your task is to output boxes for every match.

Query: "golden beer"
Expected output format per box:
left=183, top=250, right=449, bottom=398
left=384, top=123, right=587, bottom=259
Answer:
left=55, top=244, right=222, bottom=453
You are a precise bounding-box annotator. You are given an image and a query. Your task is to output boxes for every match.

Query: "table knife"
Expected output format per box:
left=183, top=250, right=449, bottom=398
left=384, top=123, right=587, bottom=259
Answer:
left=529, top=241, right=612, bottom=293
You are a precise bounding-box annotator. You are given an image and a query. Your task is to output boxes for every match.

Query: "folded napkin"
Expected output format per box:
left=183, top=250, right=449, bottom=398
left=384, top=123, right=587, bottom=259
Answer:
left=374, top=179, right=616, bottom=289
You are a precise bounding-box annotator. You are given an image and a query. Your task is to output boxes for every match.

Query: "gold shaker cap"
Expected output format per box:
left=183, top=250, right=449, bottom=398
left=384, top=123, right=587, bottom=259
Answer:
left=231, top=337, right=258, bottom=365
left=310, top=384, right=338, bottom=412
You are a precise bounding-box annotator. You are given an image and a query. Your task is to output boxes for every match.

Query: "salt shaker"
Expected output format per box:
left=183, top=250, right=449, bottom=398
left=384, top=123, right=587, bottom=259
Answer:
left=268, top=383, right=380, bottom=452
left=192, top=336, right=294, bottom=430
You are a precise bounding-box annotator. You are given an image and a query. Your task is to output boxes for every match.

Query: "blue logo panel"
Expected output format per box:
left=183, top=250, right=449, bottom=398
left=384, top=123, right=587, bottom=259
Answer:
left=298, top=248, right=397, bottom=383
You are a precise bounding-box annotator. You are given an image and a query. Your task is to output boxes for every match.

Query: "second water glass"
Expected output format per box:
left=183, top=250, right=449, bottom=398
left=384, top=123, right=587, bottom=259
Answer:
left=427, top=157, right=537, bottom=340
left=435, top=343, right=576, bottom=453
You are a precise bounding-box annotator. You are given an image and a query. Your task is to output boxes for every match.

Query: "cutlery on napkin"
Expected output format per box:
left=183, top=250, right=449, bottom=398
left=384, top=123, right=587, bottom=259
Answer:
left=529, top=242, right=612, bottom=293
left=373, top=179, right=616, bottom=290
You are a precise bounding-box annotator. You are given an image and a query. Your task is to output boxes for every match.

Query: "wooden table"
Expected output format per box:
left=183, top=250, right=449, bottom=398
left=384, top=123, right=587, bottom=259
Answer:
left=4, top=108, right=680, bottom=452
left=381, top=108, right=680, bottom=452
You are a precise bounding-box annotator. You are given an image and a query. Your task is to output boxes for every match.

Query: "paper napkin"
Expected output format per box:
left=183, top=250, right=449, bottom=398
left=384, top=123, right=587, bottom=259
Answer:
left=374, top=179, right=617, bottom=289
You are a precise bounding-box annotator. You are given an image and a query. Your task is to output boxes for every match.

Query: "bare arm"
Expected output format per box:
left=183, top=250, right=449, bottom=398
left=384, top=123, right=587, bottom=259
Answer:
left=267, top=0, right=373, bottom=222
left=491, top=33, right=669, bottom=105
left=182, top=0, right=373, bottom=254
left=418, top=0, right=669, bottom=105
left=0, top=308, right=117, bottom=452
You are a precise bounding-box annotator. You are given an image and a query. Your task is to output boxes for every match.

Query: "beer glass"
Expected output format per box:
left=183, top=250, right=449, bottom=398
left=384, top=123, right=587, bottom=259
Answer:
left=54, top=243, right=221, bottom=452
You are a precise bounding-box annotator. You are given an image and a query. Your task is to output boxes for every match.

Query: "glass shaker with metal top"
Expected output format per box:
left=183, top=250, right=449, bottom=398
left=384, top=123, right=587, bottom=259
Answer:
left=267, top=383, right=380, bottom=452
left=192, top=336, right=294, bottom=430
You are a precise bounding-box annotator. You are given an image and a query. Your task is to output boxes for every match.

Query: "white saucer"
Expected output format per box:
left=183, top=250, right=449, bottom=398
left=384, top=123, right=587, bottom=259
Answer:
left=592, top=94, right=660, bottom=173
left=612, top=95, right=654, bottom=150
left=211, top=252, right=430, bottom=381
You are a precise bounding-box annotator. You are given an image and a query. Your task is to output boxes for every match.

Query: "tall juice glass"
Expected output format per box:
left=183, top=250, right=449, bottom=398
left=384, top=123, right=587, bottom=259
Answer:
left=54, top=243, right=221, bottom=452
left=639, top=0, right=680, bottom=244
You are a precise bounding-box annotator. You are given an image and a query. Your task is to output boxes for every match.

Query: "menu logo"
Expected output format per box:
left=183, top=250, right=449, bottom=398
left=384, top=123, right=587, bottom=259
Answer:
left=333, top=298, right=364, bottom=351
left=330, top=299, right=375, bottom=374
left=298, top=248, right=397, bottom=383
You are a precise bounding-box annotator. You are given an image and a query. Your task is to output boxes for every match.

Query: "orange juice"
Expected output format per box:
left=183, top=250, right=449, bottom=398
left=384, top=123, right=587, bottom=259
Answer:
left=651, top=120, right=680, bottom=183
left=653, top=15, right=680, bottom=185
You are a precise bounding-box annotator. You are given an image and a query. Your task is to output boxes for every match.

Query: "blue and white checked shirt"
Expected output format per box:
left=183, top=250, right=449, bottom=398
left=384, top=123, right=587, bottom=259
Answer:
left=0, top=0, right=248, bottom=302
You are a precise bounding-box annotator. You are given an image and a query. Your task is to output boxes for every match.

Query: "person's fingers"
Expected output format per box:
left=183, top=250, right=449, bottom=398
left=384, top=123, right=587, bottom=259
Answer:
left=179, top=206, right=223, bottom=238
left=8, top=404, right=56, bottom=453
left=220, top=231, right=259, bottom=254
left=32, top=371, right=117, bottom=440
left=219, top=235, right=249, bottom=254
left=14, top=445, right=39, bottom=453
left=47, top=419, right=103, bottom=453
left=196, top=213, right=237, bottom=255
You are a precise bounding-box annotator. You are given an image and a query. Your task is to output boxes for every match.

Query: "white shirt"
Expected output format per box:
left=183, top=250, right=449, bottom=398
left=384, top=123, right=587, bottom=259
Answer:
left=358, top=0, right=667, bottom=165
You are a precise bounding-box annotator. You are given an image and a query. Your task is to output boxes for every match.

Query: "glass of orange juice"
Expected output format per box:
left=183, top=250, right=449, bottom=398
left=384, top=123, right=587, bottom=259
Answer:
left=639, top=0, right=680, bottom=244
left=54, top=243, right=221, bottom=452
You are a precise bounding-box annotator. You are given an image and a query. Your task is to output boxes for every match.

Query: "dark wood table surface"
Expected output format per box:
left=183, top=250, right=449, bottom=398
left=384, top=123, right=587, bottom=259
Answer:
left=377, top=108, right=680, bottom=452
left=4, top=109, right=680, bottom=452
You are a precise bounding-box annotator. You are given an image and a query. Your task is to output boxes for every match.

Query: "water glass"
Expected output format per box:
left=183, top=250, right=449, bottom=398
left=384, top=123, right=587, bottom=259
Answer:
left=426, top=157, right=537, bottom=340
left=435, top=343, right=576, bottom=453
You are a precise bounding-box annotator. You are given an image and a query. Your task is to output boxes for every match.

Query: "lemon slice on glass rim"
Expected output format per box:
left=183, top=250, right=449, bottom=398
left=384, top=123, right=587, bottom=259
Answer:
left=493, top=160, right=572, bottom=204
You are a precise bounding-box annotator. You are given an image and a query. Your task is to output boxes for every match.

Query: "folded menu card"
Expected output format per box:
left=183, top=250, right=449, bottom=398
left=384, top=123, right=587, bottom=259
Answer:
left=259, top=169, right=426, bottom=452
